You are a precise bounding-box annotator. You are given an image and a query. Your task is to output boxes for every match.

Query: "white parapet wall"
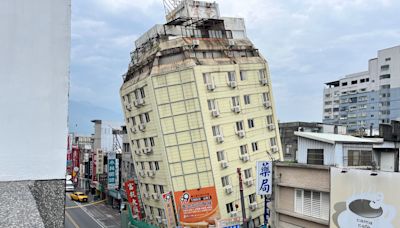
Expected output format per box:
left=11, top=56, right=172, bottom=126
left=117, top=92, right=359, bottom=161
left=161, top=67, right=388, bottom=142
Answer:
left=0, top=0, right=70, bottom=181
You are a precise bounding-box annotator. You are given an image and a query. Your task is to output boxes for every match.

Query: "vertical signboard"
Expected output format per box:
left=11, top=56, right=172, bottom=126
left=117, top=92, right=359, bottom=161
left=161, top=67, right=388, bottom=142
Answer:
left=162, top=192, right=177, bottom=227
left=108, top=152, right=116, bottom=190
left=256, top=161, right=272, bottom=195
left=91, top=152, right=97, bottom=182
left=330, top=167, right=399, bottom=228
left=124, top=180, right=142, bottom=220
left=174, top=186, right=219, bottom=226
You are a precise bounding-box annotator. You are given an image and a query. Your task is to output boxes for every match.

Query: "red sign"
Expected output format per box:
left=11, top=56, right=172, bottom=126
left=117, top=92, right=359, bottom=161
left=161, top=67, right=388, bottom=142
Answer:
left=92, top=153, right=97, bottom=182
left=124, top=180, right=142, bottom=220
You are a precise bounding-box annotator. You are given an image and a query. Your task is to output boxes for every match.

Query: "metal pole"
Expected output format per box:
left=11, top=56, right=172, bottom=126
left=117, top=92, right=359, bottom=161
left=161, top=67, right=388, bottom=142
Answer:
left=237, top=168, right=248, bottom=228
left=264, top=196, right=268, bottom=227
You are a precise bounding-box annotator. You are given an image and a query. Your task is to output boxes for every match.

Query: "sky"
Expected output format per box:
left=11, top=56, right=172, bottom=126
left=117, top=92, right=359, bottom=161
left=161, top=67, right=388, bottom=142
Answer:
left=69, top=0, right=400, bottom=134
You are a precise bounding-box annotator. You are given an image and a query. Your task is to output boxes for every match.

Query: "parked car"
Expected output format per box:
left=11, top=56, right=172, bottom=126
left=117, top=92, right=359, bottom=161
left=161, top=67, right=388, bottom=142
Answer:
left=65, top=180, right=74, bottom=192
left=70, top=192, right=88, bottom=202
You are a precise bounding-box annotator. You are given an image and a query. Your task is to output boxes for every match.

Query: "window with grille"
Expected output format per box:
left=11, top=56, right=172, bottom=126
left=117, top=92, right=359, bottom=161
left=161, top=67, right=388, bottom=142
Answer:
left=262, top=92, right=270, bottom=102
left=269, top=137, right=277, bottom=147
left=232, top=96, right=240, bottom=106
left=240, top=145, right=248, bottom=155
left=240, top=71, right=247, bottom=80
left=226, top=202, right=234, bottom=213
left=155, top=161, right=159, bottom=170
left=236, top=121, right=244, bottom=131
left=249, top=193, right=256, bottom=203
left=266, top=115, right=273, bottom=125
left=212, top=126, right=222, bottom=136
left=295, top=189, right=329, bottom=220
left=228, top=71, right=236, bottom=82
left=207, top=99, right=217, bottom=110
left=221, top=176, right=230, bottom=187
left=307, top=149, right=324, bottom=165
left=347, top=150, right=372, bottom=166
left=251, top=142, right=258, bottom=152
left=248, top=119, right=255, bottom=128
left=259, top=69, right=266, bottom=80
left=244, top=168, right=252, bottom=179
left=217, top=151, right=225, bottom=161
left=244, top=95, right=251, bottom=104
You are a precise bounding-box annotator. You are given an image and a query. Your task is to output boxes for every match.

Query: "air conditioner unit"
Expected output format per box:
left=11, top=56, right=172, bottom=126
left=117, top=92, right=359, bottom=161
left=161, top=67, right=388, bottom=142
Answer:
left=249, top=202, right=258, bottom=211
left=134, top=150, right=141, bottom=156
left=143, top=192, right=150, bottom=199
left=220, top=160, right=228, bottom=169
left=228, top=39, right=235, bottom=47
left=126, top=104, right=132, bottom=111
left=244, top=178, right=254, bottom=187
left=240, top=154, right=250, bottom=162
left=236, top=130, right=245, bottom=138
left=138, top=170, right=146, bottom=177
left=134, top=98, right=145, bottom=107
left=147, top=214, right=153, bottom=220
left=152, top=193, right=160, bottom=201
left=216, top=135, right=224, bottom=143
left=263, top=101, right=271, bottom=109
left=211, top=109, right=220, bottom=117
left=192, top=39, right=200, bottom=47
left=138, top=123, right=146, bottom=131
left=232, top=106, right=241, bottom=113
left=130, top=126, right=137, bottom=134
left=207, top=83, right=216, bottom=91
left=224, top=185, right=233, bottom=194
left=147, top=170, right=155, bottom=177
left=229, top=211, right=238, bottom=217
left=145, top=147, right=153, bottom=154
left=267, top=124, right=276, bottom=131
left=259, top=78, right=268, bottom=86
left=228, top=81, right=237, bottom=88
left=271, top=146, right=279, bottom=153
left=162, top=219, right=168, bottom=225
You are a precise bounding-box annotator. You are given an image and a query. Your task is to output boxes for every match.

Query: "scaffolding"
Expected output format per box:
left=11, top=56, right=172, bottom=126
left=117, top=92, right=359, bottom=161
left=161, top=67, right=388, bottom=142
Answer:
left=162, top=0, right=183, bottom=15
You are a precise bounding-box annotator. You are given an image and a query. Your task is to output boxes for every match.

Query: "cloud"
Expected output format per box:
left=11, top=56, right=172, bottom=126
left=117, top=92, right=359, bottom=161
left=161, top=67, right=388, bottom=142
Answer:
left=96, top=0, right=161, bottom=13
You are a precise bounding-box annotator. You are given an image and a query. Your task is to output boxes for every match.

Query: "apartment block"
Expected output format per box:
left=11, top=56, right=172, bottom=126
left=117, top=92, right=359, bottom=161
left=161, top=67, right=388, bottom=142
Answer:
left=323, top=45, right=400, bottom=135
left=120, top=0, right=282, bottom=226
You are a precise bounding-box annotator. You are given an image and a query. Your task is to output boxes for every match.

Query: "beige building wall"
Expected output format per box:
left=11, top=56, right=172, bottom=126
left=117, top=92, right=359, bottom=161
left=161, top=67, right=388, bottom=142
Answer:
left=273, top=163, right=330, bottom=228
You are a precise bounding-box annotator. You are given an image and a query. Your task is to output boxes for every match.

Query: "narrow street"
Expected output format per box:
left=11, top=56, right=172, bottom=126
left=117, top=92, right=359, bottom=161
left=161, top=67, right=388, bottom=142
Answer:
left=65, top=194, right=121, bottom=228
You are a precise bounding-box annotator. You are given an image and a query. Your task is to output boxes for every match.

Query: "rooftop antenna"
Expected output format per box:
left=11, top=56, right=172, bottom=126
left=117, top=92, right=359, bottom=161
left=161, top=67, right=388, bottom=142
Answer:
left=162, top=0, right=184, bottom=15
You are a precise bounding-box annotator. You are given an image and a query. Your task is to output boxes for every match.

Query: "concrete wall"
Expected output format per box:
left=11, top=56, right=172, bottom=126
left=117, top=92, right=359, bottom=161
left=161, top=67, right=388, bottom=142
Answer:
left=0, top=0, right=70, bottom=181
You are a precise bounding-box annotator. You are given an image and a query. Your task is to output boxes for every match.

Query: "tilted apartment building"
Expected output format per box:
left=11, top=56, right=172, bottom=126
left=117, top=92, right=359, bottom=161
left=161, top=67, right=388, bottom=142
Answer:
left=120, top=0, right=282, bottom=226
left=323, top=45, right=400, bottom=135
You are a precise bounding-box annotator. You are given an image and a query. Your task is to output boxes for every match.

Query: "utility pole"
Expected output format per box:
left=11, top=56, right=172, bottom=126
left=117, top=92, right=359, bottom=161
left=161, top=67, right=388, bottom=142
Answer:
left=237, top=168, right=248, bottom=228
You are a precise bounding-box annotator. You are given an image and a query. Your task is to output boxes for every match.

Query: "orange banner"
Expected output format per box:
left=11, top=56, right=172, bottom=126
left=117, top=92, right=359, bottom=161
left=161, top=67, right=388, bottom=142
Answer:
left=174, top=186, right=219, bottom=226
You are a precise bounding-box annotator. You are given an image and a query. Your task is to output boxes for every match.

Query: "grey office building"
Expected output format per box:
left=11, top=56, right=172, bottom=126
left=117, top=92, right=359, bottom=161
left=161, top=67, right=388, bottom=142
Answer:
left=323, top=45, right=400, bottom=135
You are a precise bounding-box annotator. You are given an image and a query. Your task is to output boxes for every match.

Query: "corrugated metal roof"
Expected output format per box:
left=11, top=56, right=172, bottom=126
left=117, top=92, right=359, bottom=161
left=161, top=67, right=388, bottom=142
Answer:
left=294, top=131, right=380, bottom=144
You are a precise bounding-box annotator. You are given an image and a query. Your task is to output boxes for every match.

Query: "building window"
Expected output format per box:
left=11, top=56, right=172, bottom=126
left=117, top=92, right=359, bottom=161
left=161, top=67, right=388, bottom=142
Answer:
left=244, top=168, right=252, bottom=179
left=149, top=162, right=154, bottom=170
left=158, top=208, right=163, bottom=217
left=226, top=202, right=234, bottom=213
left=240, top=71, right=247, bottom=80
left=381, top=65, right=390, bottom=71
left=155, top=161, right=160, bottom=170
left=380, top=74, right=391, bottom=80
left=342, top=82, right=347, bottom=86
left=307, top=149, right=324, bottom=165
left=153, top=185, right=158, bottom=193
left=258, top=69, right=267, bottom=80
left=252, top=217, right=261, bottom=227
left=262, top=93, right=270, bottom=103
left=244, top=95, right=251, bottom=105
left=145, top=184, right=149, bottom=191
left=240, top=145, right=248, bottom=155
left=351, top=80, right=357, bottom=85
left=203, top=73, right=211, bottom=84
left=295, top=189, right=329, bottom=220
left=385, top=57, right=391, bottom=61
left=347, top=150, right=372, bottom=166
left=236, top=121, right=244, bottom=131
left=232, top=96, right=240, bottom=107
left=159, top=185, right=164, bottom=194
left=149, top=137, right=155, bottom=146
left=248, top=119, right=255, bottom=128
left=212, top=125, right=222, bottom=136
left=251, top=142, right=258, bottom=152
left=207, top=99, right=217, bottom=110
left=217, top=151, right=225, bottom=161
left=221, top=176, right=230, bottom=187
left=266, top=115, right=273, bottom=125
left=149, top=206, right=153, bottom=215
left=227, top=71, right=236, bottom=82
left=249, top=193, right=256, bottom=203
left=269, top=137, right=277, bottom=147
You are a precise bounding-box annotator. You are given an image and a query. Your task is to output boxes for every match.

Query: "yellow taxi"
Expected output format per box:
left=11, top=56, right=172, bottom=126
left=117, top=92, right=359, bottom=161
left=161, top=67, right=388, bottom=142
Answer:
left=70, top=192, right=88, bottom=202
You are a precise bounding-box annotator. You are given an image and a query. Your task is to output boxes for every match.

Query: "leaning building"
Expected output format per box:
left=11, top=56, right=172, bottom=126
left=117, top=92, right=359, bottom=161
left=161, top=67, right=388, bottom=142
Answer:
left=120, top=0, right=282, bottom=226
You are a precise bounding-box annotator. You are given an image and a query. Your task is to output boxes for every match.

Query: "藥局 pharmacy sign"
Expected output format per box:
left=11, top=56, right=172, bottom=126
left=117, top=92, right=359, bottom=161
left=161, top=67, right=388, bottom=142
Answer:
left=330, top=167, right=398, bottom=228
left=256, top=161, right=272, bottom=195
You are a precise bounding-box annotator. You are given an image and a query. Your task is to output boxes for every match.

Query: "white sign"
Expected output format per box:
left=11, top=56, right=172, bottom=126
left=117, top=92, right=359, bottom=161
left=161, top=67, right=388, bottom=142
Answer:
left=256, top=161, right=272, bottom=195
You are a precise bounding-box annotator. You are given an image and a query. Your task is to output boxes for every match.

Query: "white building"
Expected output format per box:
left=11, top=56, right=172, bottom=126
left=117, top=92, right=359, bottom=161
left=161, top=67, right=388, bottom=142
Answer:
left=323, top=45, right=400, bottom=134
